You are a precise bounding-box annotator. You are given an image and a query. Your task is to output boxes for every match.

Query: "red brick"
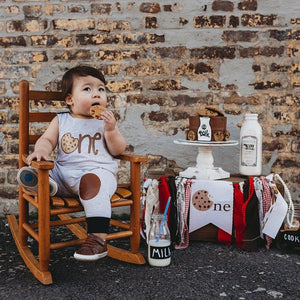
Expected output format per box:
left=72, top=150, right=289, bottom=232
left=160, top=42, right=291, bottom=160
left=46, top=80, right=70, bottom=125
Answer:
left=23, top=5, right=43, bottom=18
left=253, top=81, right=281, bottom=89
left=239, top=46, right=284, bottom=57
left=212, top=1, right=234, bottom=12
left=95, top=49, right=142, bottom=61
left=5, top=51, right=48, bottom=64
left=229, top=16, right=239, bottom=27
left=241, top=14, right=277, bottom=26
left=68, top=5, right=87, bottom=13
left=269, top=95, right=300, bottom=106
left=45, top=4, right=65, bottom=15
left=176, top=62, right=213, bottom=75
left=274, top=111, right=292, bottom=121
left=238, top=0, right=257, bottom=11
left=4, top=5, right=19, bottom=15
left=140, top=3, right=161, bottom=14
left=273, top=158, right=299, bottom=168
left=172, top=110, right=190, bottom=121
left=91, top=3, right=112, bottom=15
left=252, top=64, right=261, bottom=72
left=150, top=79, right=187, bottom=91
left=123, top=33, right=164, bottom=44
left=208, top=78, right=222, bottom=90
left=269, top=29, right=300, bottom=41
left=191, top=47, right=235, bottom=59
left=145, top=17, right=157, bottom=29
left=291, top=140, right=300, bottom=153
left=53, top=18, right=95, bottom=30
left=264, top=140, right=285, bottom=151
left=7, top=20, right=47, bottom=32
left=163, top=5, right=172, bottom=12
left=53, top=50, right=93, bottom=61
left=30, top=35, right=73, bottom=47
left=224, top=93, right=262, bottom=105
left=0, top=187, right=18, bottom=199
left=291, top=18, right=300, bottom=25
left=222, top=30, right=258, bottom=42
left=152, top=47, right=186, bottom=58
left=127, top=95, right=166, bottom=106
left=270, top=63, right=290, bottom=72
left=147, top=111, right=169, bottom=122
left=125, top=62, right=169, bottom=76
left=194, top=15, right=226, bottom=28
left=76, top=34, right=121, bottom=45
left=171, top=95, right=209, bottom=106
left=106, top=80, right=142, bottom=93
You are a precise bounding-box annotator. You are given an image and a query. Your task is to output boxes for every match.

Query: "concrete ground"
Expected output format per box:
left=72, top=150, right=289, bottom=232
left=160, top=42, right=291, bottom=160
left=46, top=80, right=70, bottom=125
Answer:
left=0, top=217, right=299, bottom=300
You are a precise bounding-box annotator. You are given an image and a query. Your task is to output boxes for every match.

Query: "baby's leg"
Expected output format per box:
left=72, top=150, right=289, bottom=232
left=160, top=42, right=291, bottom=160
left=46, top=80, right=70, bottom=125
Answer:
left=17, top=166, right=58, bottom=196
left=74, top=169, right=117, bottom=261
left=79, top=169, right=117, bottom=232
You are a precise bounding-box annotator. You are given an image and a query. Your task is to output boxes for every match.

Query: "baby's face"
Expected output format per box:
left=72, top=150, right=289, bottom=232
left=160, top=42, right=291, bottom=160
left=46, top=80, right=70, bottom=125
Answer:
left=66, top=75, right=107, bottom=119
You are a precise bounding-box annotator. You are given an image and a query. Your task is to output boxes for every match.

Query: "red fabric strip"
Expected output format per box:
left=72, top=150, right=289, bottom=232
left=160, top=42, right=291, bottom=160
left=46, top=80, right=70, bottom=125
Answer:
left=159, top=176, right=171, bottom=225
left=218, top=228, right=231, bottom=246
left=233, top=182, right=245, bottom=249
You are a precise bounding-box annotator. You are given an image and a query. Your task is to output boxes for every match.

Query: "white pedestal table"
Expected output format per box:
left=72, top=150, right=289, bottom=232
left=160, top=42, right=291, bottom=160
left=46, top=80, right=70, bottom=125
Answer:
left=173, top=139, right=238, bottom=180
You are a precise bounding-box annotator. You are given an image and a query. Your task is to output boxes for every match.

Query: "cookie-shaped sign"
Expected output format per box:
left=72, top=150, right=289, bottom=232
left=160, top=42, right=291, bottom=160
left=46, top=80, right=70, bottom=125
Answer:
left=90, top=104, right=107, bottom=120
left=192, top=190, right=213, bottom=211
left=61, top=133, right=78, bottom=154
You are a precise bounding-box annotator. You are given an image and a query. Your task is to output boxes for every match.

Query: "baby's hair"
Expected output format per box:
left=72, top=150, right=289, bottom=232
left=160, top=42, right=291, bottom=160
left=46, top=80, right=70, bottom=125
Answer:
left=61, top=65, right=106, bottom=100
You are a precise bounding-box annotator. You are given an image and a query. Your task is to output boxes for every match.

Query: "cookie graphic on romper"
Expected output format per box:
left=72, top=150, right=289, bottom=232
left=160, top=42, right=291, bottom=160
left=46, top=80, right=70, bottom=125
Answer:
left=90, top=104, right=107, bottom=120
left=61, top=133, right=78, bottom=154
left=192, top=190, right=213, bottom=211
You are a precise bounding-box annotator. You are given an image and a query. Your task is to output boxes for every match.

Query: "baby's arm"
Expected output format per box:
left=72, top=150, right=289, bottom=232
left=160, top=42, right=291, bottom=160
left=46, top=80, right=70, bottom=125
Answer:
left=102, top=111, right=126, bottom=156
left=27, top=116, right=59, bottom=164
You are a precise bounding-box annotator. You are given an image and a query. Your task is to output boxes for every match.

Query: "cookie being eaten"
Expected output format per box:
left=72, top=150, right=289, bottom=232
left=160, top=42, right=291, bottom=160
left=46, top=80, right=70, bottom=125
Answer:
left=90, top=104, right=107, bottom=120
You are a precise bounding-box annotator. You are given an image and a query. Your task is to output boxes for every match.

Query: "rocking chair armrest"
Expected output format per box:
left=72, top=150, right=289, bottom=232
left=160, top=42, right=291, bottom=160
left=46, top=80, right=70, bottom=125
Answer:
left=116, top=153, right=148, bottom=163
left=22, top=154, right=55, bottom=170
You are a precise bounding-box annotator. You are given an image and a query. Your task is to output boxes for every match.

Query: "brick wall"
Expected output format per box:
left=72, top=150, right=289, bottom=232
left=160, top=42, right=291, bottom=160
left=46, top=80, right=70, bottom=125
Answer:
left=0, top=0, right=299, bottom=217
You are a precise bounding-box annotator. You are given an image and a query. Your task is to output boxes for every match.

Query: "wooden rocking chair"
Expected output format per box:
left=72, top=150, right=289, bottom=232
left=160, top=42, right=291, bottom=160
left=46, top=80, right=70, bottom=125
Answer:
left=7, top=80, right=148, bottom=285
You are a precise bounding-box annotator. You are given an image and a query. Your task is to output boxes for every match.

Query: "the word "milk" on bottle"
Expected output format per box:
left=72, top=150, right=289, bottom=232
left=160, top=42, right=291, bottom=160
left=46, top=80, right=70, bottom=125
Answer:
left=148, top=214, right=171, bottom=267
left=148, top=239, right=171, bottom=267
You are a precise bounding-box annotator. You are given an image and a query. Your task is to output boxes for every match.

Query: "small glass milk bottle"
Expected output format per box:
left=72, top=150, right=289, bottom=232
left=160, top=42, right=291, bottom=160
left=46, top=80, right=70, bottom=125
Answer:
left=239, top=113, right=262, bottom=176
left=148, top=214, right=171, bottom=267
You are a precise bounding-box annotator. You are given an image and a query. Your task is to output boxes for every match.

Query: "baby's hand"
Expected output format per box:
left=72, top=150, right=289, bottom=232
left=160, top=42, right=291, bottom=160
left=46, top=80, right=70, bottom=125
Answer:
left=102, top=110, right=117, bottom=132
left=27, top=150, right=50, bottom=164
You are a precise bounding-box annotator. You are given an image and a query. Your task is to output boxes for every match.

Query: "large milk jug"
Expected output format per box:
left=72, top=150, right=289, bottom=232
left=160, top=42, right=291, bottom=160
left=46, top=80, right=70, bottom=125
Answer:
left=239, top=113, right=262, bottom=176
left=148, top=214, right=171, bottom=267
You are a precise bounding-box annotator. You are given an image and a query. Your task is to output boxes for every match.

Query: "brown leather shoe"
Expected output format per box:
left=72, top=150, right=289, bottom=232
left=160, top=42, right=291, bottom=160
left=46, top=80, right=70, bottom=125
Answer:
left=74, top=234, right=107, bottom=261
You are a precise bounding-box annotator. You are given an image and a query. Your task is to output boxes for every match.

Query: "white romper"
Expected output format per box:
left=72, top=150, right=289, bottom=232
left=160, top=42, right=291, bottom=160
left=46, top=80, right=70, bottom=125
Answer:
left=49, top=113, right=117, bottom=219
